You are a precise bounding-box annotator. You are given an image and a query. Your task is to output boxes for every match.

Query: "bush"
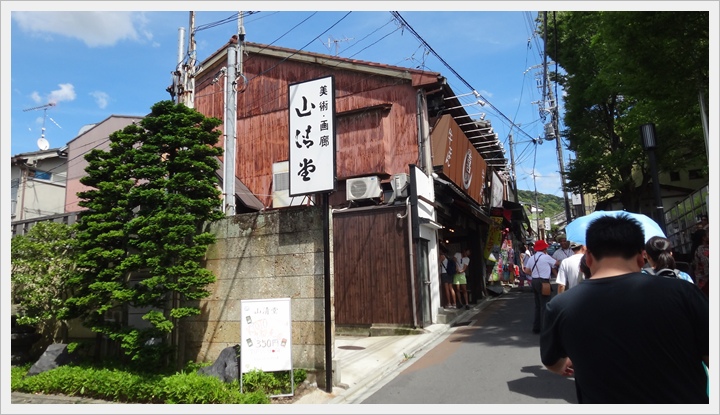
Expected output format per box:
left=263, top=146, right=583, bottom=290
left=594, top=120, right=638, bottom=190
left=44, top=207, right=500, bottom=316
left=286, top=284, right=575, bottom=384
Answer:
left=10, top=362, right=308, bottom=404
left=242, top=368, right=307, bottom=396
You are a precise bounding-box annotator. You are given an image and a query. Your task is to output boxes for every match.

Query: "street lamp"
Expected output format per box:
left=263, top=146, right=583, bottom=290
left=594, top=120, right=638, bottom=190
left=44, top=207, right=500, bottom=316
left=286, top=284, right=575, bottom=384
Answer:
left=640, top=123, right=667, bottom=235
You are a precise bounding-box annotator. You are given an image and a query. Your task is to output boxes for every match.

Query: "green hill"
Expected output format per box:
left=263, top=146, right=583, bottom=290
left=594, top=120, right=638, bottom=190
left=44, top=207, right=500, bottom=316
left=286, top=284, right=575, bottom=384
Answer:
left=516, top=189, right=565, bottom=220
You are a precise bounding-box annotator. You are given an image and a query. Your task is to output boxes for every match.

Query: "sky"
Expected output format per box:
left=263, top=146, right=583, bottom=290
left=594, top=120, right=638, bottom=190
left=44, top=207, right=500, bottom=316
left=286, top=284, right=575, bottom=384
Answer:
left=2, top=2, right=579, bottom=199
left=2, top=1, right=717, bottom=202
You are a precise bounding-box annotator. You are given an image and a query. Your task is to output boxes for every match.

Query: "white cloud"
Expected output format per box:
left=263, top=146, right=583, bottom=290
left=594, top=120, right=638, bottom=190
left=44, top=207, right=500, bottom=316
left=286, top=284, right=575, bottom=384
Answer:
left=30, top=83, right=77, bottom=105
left=47, top=83, right=76, bottom=104
left=12, top=11, right=151, bottom=48
left=90, top=91, right=110, bottom=109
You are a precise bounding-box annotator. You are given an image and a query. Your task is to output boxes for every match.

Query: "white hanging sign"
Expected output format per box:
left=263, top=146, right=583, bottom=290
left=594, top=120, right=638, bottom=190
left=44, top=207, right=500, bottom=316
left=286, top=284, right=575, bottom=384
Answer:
left=288, top=76, right=336, bottom=196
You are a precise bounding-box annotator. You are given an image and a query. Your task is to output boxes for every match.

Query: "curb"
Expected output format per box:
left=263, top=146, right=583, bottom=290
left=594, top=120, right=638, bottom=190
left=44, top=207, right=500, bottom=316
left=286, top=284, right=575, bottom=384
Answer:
left=327, top=295, right=499, bottom=404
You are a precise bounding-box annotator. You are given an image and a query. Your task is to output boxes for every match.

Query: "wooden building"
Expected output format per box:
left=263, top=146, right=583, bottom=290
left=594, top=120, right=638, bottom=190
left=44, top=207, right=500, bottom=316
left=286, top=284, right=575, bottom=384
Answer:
left=192, top=40, right=524, bottom=329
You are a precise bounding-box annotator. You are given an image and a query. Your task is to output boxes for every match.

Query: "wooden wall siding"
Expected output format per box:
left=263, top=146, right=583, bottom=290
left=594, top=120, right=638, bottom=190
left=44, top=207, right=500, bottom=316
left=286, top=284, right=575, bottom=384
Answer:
left=195, top=52, right=431, bottom=208
left=333, top=207, right=414, bottom=326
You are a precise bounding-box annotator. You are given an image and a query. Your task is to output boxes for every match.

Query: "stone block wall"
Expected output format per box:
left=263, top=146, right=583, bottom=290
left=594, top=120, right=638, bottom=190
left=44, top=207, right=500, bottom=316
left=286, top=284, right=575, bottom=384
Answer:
left=181, top=206, right=333, bottom=371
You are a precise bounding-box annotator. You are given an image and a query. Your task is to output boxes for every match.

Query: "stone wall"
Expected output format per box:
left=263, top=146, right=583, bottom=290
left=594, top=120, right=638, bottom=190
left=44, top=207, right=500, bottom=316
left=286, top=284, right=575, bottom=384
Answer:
left=181, top=206, right=332, bottom=372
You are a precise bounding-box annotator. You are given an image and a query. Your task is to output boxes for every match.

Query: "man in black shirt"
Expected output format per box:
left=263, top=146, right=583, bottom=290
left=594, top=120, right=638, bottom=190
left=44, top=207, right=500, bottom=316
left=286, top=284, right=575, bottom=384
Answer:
left=540, top=213, right=709, bottom=403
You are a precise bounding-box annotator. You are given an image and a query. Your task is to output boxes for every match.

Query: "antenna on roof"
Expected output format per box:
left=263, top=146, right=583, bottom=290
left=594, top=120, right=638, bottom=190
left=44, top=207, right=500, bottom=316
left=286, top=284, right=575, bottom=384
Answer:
left=322, top=35, right=353, bottom=56
left=23, top=102, right=57, bottom=150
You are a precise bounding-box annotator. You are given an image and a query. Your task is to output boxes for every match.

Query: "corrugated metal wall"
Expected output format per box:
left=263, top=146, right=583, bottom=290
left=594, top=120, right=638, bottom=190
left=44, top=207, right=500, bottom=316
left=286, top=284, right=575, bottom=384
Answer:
left=333, top=206, right=415, bottom=326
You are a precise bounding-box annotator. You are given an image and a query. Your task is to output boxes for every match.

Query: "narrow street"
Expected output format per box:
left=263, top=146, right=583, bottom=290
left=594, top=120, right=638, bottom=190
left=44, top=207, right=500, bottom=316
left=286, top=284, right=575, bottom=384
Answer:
left=359, top=286, right=578, bottom=404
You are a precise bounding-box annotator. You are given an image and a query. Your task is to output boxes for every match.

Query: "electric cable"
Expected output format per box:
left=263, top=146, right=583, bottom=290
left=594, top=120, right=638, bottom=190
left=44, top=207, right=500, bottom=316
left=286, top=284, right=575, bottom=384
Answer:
left=390, top=11, right=538, bottom=144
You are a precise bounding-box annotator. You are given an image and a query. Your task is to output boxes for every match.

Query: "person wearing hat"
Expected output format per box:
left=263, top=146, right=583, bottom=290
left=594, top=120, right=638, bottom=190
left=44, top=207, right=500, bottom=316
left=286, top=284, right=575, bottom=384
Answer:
left=522, top=239, right=557, bottom=334
left=556, top=241, right=586, bottom=294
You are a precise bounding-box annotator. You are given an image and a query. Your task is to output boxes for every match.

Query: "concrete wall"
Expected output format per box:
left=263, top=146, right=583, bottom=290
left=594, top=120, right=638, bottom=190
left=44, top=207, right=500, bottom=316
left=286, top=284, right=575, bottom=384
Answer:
left=182, top=206, right=332, bottom=372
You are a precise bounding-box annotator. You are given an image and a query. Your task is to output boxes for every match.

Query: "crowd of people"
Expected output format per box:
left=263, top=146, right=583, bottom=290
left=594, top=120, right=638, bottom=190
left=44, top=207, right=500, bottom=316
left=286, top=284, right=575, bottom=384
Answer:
left=536, top=213, right=709, bottom=404
left=438, top=212, right=709, bottom=403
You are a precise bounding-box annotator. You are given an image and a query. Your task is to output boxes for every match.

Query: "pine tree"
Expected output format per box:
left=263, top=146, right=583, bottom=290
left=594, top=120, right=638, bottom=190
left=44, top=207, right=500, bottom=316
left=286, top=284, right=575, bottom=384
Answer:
left=63, top=101, right=224, bottom=367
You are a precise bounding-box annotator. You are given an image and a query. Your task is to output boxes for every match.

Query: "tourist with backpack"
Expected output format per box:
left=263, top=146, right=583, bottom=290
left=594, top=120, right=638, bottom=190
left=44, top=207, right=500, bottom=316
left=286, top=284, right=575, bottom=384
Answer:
left=642, top=236, right=694, bottom=283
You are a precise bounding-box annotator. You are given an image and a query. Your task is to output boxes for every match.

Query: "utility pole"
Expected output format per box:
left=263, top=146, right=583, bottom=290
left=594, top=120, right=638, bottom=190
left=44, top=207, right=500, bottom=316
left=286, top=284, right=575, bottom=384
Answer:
left=508, top=132, right=519, bottom=203
left=187, top=11, right=196, bottom=109
left=175, top=26, right=185, bottom=105
left=543, top=11, right=572, bottom=225
left=224, top=13, right=242, bottom=216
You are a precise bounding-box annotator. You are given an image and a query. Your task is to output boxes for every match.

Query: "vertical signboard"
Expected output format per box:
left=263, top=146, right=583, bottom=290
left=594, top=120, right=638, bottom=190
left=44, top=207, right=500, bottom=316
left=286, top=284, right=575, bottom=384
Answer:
left=430, top=115, right=487, bottom=205
left=240, top=298, right=292, bottom=373
left=484, top=216, right=505, bottom=260
left=288, top=76, right=336, bottom=196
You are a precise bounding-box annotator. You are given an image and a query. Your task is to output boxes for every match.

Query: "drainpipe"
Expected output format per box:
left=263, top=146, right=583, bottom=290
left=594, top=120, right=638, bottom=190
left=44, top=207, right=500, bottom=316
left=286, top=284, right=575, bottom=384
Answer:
left=18, top=163, right=28, bottom=221
left=398, top=198, right=417, bottom=327
left=416, top=90, right=432, bottom=176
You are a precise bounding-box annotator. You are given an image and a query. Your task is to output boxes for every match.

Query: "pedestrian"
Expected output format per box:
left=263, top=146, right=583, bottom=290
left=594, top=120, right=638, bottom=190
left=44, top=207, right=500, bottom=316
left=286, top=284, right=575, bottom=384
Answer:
left=454, top=248, right=471, bottom=309
left=551, top=234, right=574, bottom=275
left=519, top=243, right=532, bottom=290
left=540, top=213, right=709, bottom=403
left=440, top=248, right=457, bottom=309
left=693, top=229, right=709, bottom=297
left=522, top=239, right=555, bottom=334
left=642, top=236, right=694, bottom=283
left=504, top=243, right=515, bottom=286
left=556, top=241, right=586, bottom=293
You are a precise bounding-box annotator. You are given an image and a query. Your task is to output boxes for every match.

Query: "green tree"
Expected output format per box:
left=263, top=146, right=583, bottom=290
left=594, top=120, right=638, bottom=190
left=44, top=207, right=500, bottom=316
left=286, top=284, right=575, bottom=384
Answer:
left=11, top=221, right=77, bottom=343
left=62, top=101, right=224, bottom=368
left=544, top=11, right=708, bottom=211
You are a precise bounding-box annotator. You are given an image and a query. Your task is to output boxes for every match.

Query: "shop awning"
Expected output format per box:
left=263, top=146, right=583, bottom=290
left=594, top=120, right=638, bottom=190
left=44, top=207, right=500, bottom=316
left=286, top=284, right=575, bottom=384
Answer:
left=433, top=175, right=491, bottom=224
left=502, top=200, right=532, bottom=241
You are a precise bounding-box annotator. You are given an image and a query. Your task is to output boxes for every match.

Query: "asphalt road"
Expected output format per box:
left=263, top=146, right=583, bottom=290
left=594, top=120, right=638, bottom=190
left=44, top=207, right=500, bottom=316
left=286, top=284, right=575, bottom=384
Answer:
left=358, top=286, right=578, bottom=404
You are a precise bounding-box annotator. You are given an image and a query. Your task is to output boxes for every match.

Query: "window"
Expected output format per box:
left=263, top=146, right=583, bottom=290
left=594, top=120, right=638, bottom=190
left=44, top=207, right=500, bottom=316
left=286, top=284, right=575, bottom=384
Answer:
left=688, top=169, right=702, bottom=180
left=29, top=169, right=52, bottom=181
left=669, top=171, right=680, bottom=181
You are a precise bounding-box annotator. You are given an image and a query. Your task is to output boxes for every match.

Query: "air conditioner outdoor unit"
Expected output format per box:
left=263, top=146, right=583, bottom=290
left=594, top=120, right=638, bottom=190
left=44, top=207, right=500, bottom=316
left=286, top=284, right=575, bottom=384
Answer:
left=346, top=176, right=383, bottom=201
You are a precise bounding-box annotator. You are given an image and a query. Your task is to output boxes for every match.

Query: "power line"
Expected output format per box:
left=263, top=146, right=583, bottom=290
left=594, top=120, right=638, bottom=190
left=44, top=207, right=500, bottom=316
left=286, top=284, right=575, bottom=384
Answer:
left=246, top=12, right=353, bottom=83
left=390, top=11, right=538, bottom=143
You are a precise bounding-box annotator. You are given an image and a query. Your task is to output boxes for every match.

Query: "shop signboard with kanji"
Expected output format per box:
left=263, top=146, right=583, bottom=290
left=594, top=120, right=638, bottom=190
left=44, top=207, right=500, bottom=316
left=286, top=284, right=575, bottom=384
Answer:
left=288, top=76, right=336, bottom=196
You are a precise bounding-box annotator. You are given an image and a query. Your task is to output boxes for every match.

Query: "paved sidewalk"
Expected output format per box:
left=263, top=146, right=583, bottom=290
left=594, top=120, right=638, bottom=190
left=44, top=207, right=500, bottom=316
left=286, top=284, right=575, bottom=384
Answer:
left=10, top=391, right=111, bottom=404
left=295, top=292, right=503, bottom=404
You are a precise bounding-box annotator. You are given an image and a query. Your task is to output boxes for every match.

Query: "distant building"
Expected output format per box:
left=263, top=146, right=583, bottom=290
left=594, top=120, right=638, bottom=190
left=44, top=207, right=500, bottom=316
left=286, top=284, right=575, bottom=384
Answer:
left=64, top=115, right=142, bottom=213
left=10, top=148, right=67, bottom=221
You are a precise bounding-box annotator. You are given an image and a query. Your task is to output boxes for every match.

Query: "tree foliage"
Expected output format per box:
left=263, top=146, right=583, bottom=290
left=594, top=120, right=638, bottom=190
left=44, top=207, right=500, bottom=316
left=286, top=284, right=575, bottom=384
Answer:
left=517, top=189, right=564, bottom=220
left=544, top=11, right=708, bottom=211
left=11, top=221, right=77, bottom=338
left=62, top=101, right=224, bottom=366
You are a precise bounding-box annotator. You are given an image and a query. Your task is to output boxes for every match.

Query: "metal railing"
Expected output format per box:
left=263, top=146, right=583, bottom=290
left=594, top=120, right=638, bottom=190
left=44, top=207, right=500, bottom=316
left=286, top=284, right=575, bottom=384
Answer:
left=11, top=212, right=79, bottom=237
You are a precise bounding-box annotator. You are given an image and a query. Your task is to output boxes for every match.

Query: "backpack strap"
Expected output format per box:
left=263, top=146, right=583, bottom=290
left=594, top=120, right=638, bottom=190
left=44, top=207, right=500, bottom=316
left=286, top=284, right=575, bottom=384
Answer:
left=655, top=268, right=679, bottom=278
